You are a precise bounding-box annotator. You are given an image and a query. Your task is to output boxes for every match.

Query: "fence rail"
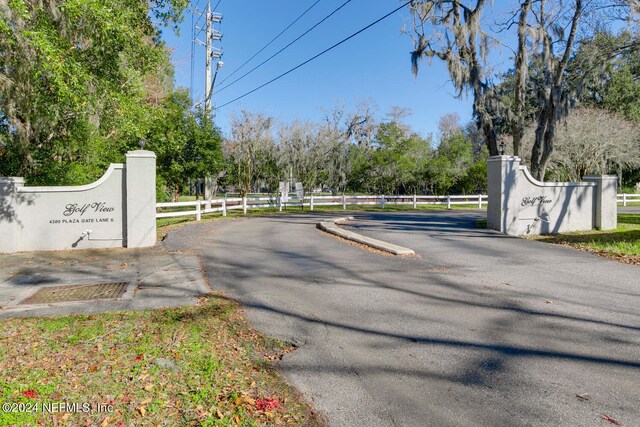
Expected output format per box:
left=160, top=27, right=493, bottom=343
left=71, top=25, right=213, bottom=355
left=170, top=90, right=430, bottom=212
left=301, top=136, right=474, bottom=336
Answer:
left=156, top=194, right=488, bottom=220
left=618, top=193, right=640, bottom=207
left=156, top=193, right=639, bottom=221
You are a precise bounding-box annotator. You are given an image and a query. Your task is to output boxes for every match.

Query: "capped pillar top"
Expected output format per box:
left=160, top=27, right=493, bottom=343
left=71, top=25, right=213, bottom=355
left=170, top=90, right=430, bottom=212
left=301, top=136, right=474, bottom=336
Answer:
left=126, top=150, right=156, bottom=159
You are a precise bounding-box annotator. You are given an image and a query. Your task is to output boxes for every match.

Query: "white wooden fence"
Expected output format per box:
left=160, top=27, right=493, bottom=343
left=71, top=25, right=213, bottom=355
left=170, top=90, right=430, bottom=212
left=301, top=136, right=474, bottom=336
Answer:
left=156, top=194, right=488, bottom=221
left=618, top=194, right=640, bottom=207
left=157, top=193, right=640, bottom=221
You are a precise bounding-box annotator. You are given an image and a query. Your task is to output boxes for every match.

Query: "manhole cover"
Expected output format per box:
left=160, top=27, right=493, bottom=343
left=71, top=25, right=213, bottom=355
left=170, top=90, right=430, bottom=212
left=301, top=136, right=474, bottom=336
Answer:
left=21, top=282, right=129, bottom=305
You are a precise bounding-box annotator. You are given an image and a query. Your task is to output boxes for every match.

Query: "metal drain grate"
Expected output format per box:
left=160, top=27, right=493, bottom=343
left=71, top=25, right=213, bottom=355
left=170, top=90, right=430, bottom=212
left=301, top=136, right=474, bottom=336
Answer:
left=21, top=282, right=129, bottom=305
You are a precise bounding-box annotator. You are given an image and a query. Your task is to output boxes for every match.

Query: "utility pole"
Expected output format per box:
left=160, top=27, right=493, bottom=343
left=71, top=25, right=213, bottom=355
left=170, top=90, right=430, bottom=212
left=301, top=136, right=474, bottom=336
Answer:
left=204, top=1, right=211, bottom=112
left=204, top=1, right=223, bottom=114
left=192, top=1, right=223, bottom=202
left=193, top=1, right=223, bottom=114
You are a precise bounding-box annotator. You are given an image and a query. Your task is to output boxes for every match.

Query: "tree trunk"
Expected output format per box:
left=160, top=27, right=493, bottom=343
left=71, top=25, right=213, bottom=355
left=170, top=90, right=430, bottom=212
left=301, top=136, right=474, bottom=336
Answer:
left=483, top=119, right=499, bottom=156
left=530, top=105, right=549, bottom=180
left=538, top=117, right=556, bottom=180
left=474, top=94, right=498, bottom=156
left=529, top=0, right=583, bottom=181
left=512, top=0, right=531, bottom=156
left=173, top=185, right=180, bottom=202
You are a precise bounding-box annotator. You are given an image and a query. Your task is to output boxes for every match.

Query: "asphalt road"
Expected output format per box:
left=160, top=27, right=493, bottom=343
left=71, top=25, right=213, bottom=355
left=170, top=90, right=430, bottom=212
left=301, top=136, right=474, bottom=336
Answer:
left=620, top=206, right=640, bottom=214
left=165, top=211, right=640, bottom=427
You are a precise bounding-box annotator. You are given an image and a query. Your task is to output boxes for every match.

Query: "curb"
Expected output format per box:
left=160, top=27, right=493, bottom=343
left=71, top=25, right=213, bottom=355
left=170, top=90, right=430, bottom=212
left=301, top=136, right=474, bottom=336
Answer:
left=318, top=217, right=415, bottom=256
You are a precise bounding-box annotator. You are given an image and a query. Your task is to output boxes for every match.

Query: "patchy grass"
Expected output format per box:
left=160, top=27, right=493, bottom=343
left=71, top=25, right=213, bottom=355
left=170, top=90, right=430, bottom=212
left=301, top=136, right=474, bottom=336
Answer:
left=0, top=295, right=323, bottom=427
left=535, top=213, right=640, bottom=265
left=475, top=219, right=488, bottom=229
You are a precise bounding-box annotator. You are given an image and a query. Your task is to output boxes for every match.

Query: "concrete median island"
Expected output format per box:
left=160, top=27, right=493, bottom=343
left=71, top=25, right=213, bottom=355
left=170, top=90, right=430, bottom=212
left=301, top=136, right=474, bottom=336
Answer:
left=317, top=216, right=415, bottom=256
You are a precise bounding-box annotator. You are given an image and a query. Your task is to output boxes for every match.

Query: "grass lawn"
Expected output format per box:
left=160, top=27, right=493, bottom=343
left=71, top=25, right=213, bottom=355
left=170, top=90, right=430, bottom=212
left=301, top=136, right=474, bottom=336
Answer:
left=534, top=213, right=640, bottom=265
left=0, top=295, right=322, bottom=427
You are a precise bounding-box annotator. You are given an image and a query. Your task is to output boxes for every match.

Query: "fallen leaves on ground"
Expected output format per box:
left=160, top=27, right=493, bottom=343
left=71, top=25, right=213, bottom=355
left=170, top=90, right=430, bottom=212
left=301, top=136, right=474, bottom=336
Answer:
left=602, top=414, right=623, bottom=425
left=256, top=397, right=279, bottom=411
left=22, top=390, right=37, bottom=399
left=0, top=294, right=323, bottom=426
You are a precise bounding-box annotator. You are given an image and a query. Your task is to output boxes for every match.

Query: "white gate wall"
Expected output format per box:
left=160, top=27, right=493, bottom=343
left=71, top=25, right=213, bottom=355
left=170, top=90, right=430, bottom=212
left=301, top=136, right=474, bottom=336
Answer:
left=487, top=156, right=617, bottom=236
left=0, top=150, right=156, bottom=253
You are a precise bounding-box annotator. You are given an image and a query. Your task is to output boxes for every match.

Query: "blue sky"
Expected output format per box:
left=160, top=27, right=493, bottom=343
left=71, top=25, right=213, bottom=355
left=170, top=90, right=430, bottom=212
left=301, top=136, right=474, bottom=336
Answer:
left=161, top=0, right=516, bottom=139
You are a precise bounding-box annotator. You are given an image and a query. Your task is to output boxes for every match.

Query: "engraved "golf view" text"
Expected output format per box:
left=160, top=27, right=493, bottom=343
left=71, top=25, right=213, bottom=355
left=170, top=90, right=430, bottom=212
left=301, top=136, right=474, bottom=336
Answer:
left=63, top=202, right=115, bottom=217
left=521, top=196, right=552, bottom=207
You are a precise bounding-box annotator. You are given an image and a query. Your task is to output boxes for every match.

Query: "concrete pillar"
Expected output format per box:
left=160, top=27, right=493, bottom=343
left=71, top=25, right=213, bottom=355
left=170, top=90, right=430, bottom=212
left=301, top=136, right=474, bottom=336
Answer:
left=0, top=177, right=25, bottom=253
left=487, top=156, right=520, bottom=233
left=204, top=177, right=213, bottom=210
left=584, top=175, right=618, bottom=230
left=125, top=150, right=156, bottom=248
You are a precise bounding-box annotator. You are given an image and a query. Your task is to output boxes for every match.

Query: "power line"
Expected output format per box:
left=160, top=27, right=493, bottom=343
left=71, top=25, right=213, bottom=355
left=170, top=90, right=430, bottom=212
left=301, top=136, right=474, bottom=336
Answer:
left=219, top=0, right=321, bottom=85
left=192, top=0, right=206, bottom=12
left=191, top=0, right=207, bottom=31
left=215, top=1, right=412, bottom=110
left=193, top=0, right=221, bottom=39
left=217, top=0, right=353, bottom=92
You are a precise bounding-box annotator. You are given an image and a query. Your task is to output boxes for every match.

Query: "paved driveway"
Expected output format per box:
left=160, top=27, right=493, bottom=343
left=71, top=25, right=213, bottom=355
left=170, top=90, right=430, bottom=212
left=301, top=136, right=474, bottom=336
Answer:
left=620, top=206, right=640, bottom=214
left=165, top=211, right=640, bottom=427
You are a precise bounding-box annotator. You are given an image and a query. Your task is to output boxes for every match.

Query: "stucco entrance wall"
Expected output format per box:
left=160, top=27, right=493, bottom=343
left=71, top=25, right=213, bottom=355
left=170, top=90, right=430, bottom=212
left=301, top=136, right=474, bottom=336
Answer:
left=487, top=156, right=617, bottom=236
left=0, top=150, right=156, bottom=253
